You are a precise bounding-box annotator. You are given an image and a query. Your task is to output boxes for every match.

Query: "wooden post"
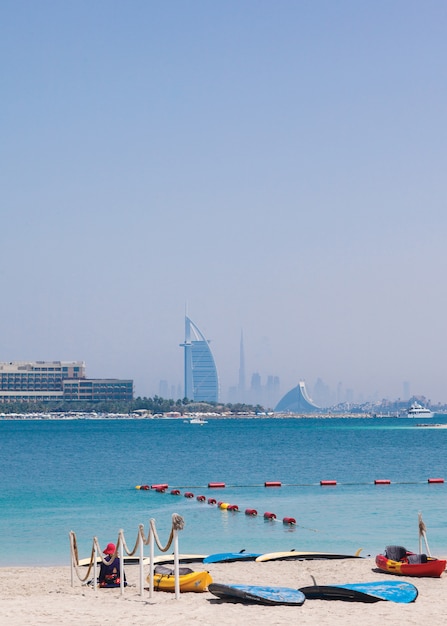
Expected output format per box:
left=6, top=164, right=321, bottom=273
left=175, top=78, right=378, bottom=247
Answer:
left=93, top=545, right=97, bottom=591
left=174, top=528, right=180, bottom=600
left=139, top=530, right=145, bottom=597
left=149, top=525, right=154, bottom=599
left=119, top=534, right=125, bottom=596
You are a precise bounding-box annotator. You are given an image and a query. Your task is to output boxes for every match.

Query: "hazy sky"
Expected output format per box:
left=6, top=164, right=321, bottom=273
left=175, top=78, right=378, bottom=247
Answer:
left=2, top=1, right=447, bottom=404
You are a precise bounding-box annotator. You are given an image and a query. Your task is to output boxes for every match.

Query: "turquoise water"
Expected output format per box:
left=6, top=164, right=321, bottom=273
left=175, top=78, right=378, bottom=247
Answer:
left=1, top=416, right=447, bottom=566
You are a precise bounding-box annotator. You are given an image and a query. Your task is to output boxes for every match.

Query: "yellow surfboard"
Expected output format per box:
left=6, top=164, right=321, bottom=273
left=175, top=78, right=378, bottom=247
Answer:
left=256, top=549, right=363, bottom=562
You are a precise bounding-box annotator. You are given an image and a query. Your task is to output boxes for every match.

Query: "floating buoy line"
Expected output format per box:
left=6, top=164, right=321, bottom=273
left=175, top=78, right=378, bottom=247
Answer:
left=137, top=478, right=444, bottom=491
left=135, top=482, right=313, bottom=530
left=135, top=478, right=444, bottom=535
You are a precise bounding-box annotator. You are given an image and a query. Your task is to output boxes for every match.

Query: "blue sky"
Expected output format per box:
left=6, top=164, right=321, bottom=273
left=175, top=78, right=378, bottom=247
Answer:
left=1, top=1, right=447, bottom=404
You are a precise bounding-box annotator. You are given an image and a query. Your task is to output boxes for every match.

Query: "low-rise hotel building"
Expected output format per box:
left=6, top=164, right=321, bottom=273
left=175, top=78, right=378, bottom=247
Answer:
left=0, top=361, right=133, bottom=404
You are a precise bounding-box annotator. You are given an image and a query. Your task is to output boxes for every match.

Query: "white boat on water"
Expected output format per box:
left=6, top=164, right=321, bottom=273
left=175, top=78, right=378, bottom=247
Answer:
left=406, top=403, right=434, bottom=418
left=188, top=417, right=208, bottom=425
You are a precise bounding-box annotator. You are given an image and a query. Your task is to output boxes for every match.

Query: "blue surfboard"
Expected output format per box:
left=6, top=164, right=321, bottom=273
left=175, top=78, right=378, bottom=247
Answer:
left=299, top=580, right=418, bottom=603
left=203, top=551, right=261, bottom=564
left=209, top=583, right=305, bottom=605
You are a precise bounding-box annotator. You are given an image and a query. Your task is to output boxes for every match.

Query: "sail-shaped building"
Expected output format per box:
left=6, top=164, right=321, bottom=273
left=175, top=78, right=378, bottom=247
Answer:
left=180, top=316, right=219, bottom=403
left=274, top=380, right=321, bottom=413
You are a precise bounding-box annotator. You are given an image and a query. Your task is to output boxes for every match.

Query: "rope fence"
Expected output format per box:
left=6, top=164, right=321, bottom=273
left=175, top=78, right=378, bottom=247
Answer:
left=69, top=513, right=185, bottom=599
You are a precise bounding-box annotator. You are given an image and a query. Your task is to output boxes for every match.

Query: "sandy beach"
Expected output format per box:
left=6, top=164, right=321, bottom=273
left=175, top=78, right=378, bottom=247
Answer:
left=1, top=557, right=445, bottom=625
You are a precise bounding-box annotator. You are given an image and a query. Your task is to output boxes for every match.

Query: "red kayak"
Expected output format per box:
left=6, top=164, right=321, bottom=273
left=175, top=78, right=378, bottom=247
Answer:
left=375, top=553, right=446, bottom=578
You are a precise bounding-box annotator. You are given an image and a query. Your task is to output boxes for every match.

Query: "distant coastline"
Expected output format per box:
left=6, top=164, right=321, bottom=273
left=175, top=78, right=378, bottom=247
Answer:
left=1, top=411, right=440, bottom=420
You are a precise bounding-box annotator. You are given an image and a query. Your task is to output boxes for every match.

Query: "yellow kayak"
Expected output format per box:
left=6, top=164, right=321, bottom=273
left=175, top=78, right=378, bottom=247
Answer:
left=149, top=565, right=213, bottom=592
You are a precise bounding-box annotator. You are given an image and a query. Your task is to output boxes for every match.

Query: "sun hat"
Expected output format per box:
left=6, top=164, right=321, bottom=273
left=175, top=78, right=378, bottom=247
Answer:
left=103, top=543, right=116, bottom=555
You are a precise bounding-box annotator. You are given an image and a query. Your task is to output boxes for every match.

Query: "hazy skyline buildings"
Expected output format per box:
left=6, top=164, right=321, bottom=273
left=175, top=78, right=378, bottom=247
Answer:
left=224, top=327, right=282, bottom=407
left=164, top=316, right=423, bottom=409
left=154, top=316, right=423, bottom=409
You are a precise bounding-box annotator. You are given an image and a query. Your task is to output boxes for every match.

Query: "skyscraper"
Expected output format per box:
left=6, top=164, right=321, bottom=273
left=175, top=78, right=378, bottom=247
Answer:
left=158, top=379, right=168, bottom=398
left=403, top=381, right=410, bottom=402
left=238, top=330, right=246, bottom=400
left=180, top=316, right=219, bottom=403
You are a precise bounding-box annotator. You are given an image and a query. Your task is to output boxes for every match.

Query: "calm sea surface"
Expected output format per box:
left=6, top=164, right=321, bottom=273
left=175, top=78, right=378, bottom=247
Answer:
left=1, top=416, right=447, bottom=566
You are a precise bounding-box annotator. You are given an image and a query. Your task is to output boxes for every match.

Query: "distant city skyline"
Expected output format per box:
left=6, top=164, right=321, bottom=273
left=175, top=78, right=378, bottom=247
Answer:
left=155, top=365, right=430, bottom=409
left=151, top=317, right=426, bottom=408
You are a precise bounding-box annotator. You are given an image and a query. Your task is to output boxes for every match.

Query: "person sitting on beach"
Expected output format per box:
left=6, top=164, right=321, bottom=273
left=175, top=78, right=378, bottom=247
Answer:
left=99, top=543, right=127, bottom=588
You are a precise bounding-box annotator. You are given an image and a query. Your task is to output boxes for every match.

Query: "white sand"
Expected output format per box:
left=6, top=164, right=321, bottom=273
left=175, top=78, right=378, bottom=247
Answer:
left=0, top=558, right=445, bottom=625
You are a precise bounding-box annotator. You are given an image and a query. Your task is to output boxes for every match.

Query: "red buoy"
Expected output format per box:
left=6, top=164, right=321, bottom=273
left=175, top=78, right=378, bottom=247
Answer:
left=155, top=486, right=166, bottom=492
left=184, top=491, right=194, bottom=498
left=170, top=489, right=181, bottom=495
left=264, top=481, right=282, bottom=487
left=151, top=483, right=168, bottom=490
left=227, top=504, right=239, bottom=511
left=196, top=495, right=206, bottom=502
left=208, top=482, right=226, bottom=488
left=245, top=508, right=258, bottom=516
left=374, top=479, right=391, bottom=485
left=320, top=480, right=337, bottom=486
left=140, top=485, right=150, bottom=490
left=282, top=517, right=296, bottom=525
left=428, top=478, right=444, bottom=483
left=263, top=511, right=277, bottom=520
left=208, top=498, right=217, bottom=505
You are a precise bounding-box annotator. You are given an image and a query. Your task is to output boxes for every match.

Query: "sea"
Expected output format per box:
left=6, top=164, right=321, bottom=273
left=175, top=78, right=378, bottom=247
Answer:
left=1, top=415, right=447, bottom=567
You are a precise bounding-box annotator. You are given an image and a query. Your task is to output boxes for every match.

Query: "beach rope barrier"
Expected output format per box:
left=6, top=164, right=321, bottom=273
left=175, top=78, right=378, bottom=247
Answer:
left=69, top=512, right=185, bottom=599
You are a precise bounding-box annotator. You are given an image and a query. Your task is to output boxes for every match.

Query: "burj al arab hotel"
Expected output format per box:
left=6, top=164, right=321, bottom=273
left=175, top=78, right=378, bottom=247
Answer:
left=180, top=316, right=219, bottom=403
